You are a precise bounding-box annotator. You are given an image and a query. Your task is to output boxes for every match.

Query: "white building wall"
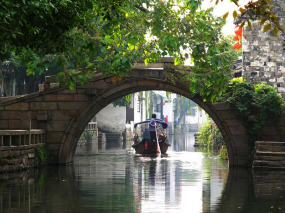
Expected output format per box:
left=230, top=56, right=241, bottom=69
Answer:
left=133, top=92, right=143, bottom=124
left=96, top=104, right=126, bottom=133
left=185, top=106, right=208, bottom=128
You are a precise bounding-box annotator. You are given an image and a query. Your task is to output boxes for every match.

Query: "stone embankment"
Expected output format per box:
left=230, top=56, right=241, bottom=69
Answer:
left=0, top=129, right=45, bottom=172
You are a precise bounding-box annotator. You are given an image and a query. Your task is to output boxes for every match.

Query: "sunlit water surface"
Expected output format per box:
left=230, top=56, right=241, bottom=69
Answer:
left=1, top=133, right=285, bottom=213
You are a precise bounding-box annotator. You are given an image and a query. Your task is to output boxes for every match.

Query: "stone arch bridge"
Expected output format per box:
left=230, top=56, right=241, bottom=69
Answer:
left=0, top=60, right=284, bottom=167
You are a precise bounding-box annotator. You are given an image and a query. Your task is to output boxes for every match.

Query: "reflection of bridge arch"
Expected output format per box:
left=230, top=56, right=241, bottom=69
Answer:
left=0, top=65, right=281, bottom=166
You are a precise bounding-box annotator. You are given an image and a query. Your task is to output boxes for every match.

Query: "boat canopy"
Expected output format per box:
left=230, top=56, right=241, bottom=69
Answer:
left=134, top=119, right=168, bottom=129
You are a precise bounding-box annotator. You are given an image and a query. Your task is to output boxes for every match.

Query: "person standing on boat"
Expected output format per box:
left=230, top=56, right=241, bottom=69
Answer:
left=149, top=114, right=157, bottom=142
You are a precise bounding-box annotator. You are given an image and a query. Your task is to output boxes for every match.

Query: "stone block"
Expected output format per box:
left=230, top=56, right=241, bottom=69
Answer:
left=38, top=84, right=44, bottom=92
left=48, top=110, right=77, bottom=121
left=259, top=126, right=279, bottom=136
left=76, top=88, right=87, bottom=94
left=234, top=142, right=252, bottom=156
left=73, top=94, right=90, bottom=101
left=57, top=89, right=76, bottom=94
left=46, top=143, right=61, bottom=151
left=137, top=80, right=159, bottom=87
left=20, top=120, right=30, bottom=129
left=92, top=80, right=109, bottom=90
left=30, top=102, right=57, bottom=110
left=43, top=94, right=73, bottom=101
left=20, top=119, right=38, bottom=129
left=258, top=144, right=285, bottom=152
left=45, top=75, right=57, bottom=83
left=9, top=120, right=21, bottom=129
left=46, top=132, right=64, bottom=143
left=0, top=120, right=9, bottom=129
left=255, top=155, right=285, bottom=161
left=218, top=111, right=238, bottom=119
left=212, top=103, right=230, bottom=111
left=86, top=88, right=98, bottom=95
left=58, top=102, right=84, bottom=111
left=132, top=62, right=165, bottom=69
left=37, top=111, right=48, bottom=121
left=229, top=126, right=247, bottom=135
left=2, top=111, right=30, bottom=120
left=235, top=155, right=252, bottom=167
left=224, top=119, right=243, bottom=127
left=28, top=96, right=43, bottom=102
left=5, top=102, right=29, bottom=111
left=50, top=83, right=60, bottom=89
left=145, top=70, right=160, bottom=78
left=46, top=121, right=69, bottom=132
left=102, top=82, right=138, bottom=99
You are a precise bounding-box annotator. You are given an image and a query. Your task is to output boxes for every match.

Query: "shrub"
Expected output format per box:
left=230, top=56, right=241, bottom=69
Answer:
left=197, top=118, right=224, bottom=150
left=221, top=79, right=284, bottom=145
left=218, top=145, right=228, bottom=160
left=34, top=145, right=48, bottom=166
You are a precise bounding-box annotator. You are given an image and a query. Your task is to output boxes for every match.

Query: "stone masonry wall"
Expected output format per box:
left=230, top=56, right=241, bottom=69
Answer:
left=0, top=144, right=44, bottom=172
left=242, top=0, right=285, bottom=99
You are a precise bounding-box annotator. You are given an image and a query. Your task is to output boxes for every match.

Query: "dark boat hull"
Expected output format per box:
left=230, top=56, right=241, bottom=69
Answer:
left=132, top=139, right=170, bottom=154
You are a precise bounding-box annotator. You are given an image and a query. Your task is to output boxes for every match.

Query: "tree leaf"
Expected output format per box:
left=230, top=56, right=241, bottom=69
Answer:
left=222, top=12, right=229, bottom=20
left=233, top=10, right=238, bottom=19
left=263, top=24, right=271, bottom=32
left=247, top=20, right=252, bottom=29
left=239, top=8, right=246, bottom=15
left=273, top=27, right=278, bottom=36
left=260, top=19, right=266, bottom=26
left=144, top=58, right=149, bottom=66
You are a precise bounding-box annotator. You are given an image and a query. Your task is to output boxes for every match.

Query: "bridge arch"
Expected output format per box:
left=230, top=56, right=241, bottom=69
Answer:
left=57, top=69, right=252, bottom=167
left=0, top=68, right=260, bottom=167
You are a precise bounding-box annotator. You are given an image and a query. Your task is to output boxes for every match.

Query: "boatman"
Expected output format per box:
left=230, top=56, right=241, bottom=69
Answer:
left=149, top=114, right=157, bottom=142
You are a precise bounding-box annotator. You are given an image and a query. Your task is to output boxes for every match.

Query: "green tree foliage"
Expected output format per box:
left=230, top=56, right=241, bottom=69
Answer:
left=1, top=0, right=282, bottom=100
left=197, top=117, right=224, bottom=150
left=221, top=78, right=284, bottom=144
left=112, top=95, right=132, bottom=107
left=1, top=0, right=94, bottom=59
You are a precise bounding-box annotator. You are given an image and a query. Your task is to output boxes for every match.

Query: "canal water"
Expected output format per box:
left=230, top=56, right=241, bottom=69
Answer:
left=1, top=133, right=285, bottom=213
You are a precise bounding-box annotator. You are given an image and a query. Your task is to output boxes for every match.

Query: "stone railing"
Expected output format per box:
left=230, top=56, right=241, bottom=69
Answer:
left=0, top=129, right=45, bottom=147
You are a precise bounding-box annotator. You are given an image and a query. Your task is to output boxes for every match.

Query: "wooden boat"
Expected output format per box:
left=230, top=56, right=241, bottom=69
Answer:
left=132, top=135, right=170, bottom=154
left=132, top=120, right=171, bottom=154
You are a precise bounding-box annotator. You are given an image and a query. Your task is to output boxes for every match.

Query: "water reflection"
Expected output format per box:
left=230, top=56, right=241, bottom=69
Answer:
left=1, top=133, right=285, bottom=212
left=168, top=132, right=196, bottom=152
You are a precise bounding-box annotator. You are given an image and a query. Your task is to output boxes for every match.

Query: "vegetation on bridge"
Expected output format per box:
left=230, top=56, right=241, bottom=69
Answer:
left=1, top=0, right=283, bottom=102
left=221, top=78, right=284, bottom=145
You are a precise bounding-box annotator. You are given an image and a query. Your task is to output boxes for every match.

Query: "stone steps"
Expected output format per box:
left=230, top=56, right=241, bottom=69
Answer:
left=253, top=141, right=285, bottom=169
